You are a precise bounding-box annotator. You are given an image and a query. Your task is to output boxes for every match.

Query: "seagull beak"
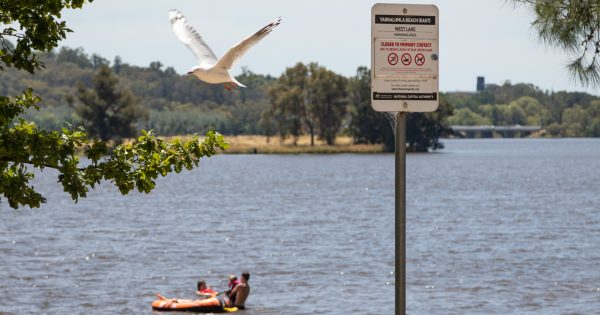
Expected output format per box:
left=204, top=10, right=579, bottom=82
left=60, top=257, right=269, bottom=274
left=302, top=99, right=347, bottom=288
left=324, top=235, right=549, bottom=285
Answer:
left=187, top=71, right=193, bottom=75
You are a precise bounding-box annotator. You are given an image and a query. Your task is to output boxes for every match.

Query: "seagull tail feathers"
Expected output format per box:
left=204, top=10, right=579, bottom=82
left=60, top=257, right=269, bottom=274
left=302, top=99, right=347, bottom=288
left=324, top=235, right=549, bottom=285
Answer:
left=231, top=77, right=246, bottom=88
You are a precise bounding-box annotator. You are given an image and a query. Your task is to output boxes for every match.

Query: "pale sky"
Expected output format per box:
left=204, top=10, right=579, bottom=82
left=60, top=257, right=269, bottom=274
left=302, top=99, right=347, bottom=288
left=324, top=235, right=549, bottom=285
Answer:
left=59, top=0, right=599, bottom=95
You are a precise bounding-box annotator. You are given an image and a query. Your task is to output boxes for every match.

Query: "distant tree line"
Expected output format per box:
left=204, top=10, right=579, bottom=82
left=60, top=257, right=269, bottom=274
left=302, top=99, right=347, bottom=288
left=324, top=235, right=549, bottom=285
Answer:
left=0, top=46, right=453, bottom=151
left=445, top=81, right=600, bottom=137
left=3, top=46, right=599, bottom=142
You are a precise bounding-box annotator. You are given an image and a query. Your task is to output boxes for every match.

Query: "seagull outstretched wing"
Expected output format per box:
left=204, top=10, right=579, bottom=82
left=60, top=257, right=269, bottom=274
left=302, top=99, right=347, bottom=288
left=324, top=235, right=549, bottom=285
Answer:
left=169, top=9, right=218, bottom=67
left=216, top=17, right=282, bottom=70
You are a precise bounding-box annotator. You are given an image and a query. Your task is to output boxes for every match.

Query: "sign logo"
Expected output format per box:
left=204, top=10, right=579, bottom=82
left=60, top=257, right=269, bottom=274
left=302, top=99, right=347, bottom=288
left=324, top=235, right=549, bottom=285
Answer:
left=388, top=53, right=398, bottom=65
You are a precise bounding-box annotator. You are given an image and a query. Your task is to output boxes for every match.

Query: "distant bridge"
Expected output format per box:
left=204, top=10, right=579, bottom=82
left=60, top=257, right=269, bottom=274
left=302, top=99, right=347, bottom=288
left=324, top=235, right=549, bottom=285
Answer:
left=451, top=125, right=542, bottom=138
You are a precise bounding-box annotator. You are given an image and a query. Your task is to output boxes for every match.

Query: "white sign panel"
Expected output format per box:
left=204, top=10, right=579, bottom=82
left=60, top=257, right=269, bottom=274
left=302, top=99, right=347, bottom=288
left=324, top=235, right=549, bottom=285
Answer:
left=371, top=3, right=439, bottom=112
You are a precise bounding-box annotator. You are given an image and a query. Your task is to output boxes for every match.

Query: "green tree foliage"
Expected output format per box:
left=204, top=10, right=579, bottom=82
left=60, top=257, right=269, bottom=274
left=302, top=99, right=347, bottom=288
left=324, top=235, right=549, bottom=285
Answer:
left=0, top=0, right=87, bottom=73
left=347, top=67, right=394, bottom=150
left=406, top=95, right=454, bottom=152
left=588, top=100, right=600, bottom=135
left=56, top=47, right=93, bottom=68
left=236, top=67, right=274, bottom=104
left=562, top=105, right=589, bottom=136
left=447, top=108, right=492, bottom=126
left=308, top=64, right=348, bottom=145
left=510, top=96, right=549, bottom=125
left=446, top=81, right=600, bottom=136
left=76, top=65, right=145, bottom=142
left=268, top=63, right=309, bottom=145
left=558, top=100, right=600, bottom=136
left=268, top=62, right=348, bottom=145
left=0, top=0, right=227, bottom=209
left=514, top=0, right=600, bottom=87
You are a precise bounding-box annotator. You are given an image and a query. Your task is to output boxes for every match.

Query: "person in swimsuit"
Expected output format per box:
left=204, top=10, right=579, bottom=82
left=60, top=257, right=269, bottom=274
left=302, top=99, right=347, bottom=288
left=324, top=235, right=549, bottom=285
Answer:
left=196, top=280, right=217, bottom=296
left=228, top=272, right=251, bottom=309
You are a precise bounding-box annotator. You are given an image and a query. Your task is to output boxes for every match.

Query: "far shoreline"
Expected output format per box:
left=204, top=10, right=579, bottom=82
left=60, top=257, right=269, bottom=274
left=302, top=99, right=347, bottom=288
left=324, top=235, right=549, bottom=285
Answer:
left=158, top=134, right=591, bottom=155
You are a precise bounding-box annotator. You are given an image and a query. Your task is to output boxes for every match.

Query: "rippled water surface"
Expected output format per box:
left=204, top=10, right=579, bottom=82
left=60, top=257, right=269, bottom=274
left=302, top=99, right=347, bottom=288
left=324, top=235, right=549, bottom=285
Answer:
left=1, top=139, right=600, bottom=314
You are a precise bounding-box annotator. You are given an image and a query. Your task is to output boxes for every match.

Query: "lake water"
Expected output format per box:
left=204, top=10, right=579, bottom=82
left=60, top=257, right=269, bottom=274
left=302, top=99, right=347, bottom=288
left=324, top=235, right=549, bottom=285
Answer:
left=1, top=139, right=599, bottom=314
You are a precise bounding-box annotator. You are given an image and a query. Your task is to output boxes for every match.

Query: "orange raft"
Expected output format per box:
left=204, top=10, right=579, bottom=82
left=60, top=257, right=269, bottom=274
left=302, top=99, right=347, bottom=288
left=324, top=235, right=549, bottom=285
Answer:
left=151, top=295, right=237, bottom=313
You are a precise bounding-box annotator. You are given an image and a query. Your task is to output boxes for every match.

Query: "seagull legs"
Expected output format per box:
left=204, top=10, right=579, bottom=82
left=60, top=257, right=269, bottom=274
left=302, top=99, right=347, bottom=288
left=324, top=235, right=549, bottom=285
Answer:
left=223, top=82, right=237, bottom=92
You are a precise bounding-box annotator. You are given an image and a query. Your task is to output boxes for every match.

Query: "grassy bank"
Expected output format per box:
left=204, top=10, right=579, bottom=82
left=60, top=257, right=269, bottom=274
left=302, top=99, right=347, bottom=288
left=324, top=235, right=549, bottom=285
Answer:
left=222, top=135, right=385, bottom=154
left=169, top=135, right=385, bottom=154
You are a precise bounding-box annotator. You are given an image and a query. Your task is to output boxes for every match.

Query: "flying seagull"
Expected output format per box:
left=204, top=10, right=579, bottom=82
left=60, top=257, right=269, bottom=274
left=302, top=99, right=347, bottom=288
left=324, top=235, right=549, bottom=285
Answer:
left=169, top=9, right=281, bottom=91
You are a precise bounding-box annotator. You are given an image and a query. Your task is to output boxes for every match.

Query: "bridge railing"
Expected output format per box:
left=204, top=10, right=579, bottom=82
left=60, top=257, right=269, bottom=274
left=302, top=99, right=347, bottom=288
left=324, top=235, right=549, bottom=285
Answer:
left=450, top=125, right=542, bottom=138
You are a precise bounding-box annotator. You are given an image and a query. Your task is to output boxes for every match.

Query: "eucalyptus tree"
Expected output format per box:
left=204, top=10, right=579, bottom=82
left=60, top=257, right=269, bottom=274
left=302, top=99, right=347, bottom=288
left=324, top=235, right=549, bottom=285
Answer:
left=268, top=62, right=348, bottom=145
left=308, top=63, right=348, bottom=145
left=267, top=63, right=307, bottom=145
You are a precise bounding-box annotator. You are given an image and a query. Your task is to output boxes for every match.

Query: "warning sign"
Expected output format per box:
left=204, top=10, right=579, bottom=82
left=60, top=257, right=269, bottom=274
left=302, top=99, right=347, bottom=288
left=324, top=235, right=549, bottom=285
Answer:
left=374, top=39, right=436, bottom=75
left=415, top=53, right=425, bottom=66
left=388, top=53, right=398, bottom=65
left=371, top=3, right=439, bottom=112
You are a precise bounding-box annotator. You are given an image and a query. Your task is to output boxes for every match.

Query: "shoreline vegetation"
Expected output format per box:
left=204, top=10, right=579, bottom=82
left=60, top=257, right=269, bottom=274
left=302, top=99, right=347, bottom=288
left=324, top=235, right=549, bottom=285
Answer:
left=6, top=46, right=600, bottom=156
left=176, top=129, right=587, bottom=154
left=160, top=132, right=547, bottom=155
left=162, top=135, right=386, bottom=154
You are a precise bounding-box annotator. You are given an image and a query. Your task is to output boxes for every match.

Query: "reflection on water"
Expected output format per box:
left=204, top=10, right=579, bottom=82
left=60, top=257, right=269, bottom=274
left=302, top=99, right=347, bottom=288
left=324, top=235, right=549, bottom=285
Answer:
left=1, top=139, right=599, bottom=314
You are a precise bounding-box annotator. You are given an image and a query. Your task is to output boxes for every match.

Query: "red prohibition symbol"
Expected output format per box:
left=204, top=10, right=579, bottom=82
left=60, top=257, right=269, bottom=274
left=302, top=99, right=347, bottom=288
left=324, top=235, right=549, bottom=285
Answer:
left=401, top=53, right=412, bottom=66
left=415, top=53, right=425, bottom=66
left=388, top=53, right=398, bottom=66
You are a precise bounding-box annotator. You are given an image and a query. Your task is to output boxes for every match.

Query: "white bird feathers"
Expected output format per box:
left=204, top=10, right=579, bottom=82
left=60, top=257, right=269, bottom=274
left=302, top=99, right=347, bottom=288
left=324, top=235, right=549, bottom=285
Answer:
left=169, top=9, right=281, bottom=91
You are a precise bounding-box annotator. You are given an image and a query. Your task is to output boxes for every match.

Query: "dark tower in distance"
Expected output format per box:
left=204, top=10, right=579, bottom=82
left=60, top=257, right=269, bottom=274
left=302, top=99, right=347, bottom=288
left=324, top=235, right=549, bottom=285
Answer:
left=476, top=76, right=485, bottom=91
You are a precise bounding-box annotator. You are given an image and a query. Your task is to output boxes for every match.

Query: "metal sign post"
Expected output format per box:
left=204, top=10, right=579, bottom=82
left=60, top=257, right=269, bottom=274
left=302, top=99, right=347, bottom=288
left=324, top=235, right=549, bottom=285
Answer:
left=371, top=4, right=439, bottom=315
left=395, top=111, right=407, bottom=314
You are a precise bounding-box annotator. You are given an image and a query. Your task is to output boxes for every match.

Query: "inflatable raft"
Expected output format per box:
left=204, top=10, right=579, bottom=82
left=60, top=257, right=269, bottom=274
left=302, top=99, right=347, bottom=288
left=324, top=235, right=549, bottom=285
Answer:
left=151, top=295, right=237, bottom=313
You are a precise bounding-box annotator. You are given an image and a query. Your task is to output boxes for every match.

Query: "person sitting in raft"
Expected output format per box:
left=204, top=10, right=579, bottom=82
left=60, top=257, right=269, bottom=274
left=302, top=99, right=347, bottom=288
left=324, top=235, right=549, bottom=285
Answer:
left=196, top=280, right=217, bottom=297
left=228, top=272, right=251, bottom=310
